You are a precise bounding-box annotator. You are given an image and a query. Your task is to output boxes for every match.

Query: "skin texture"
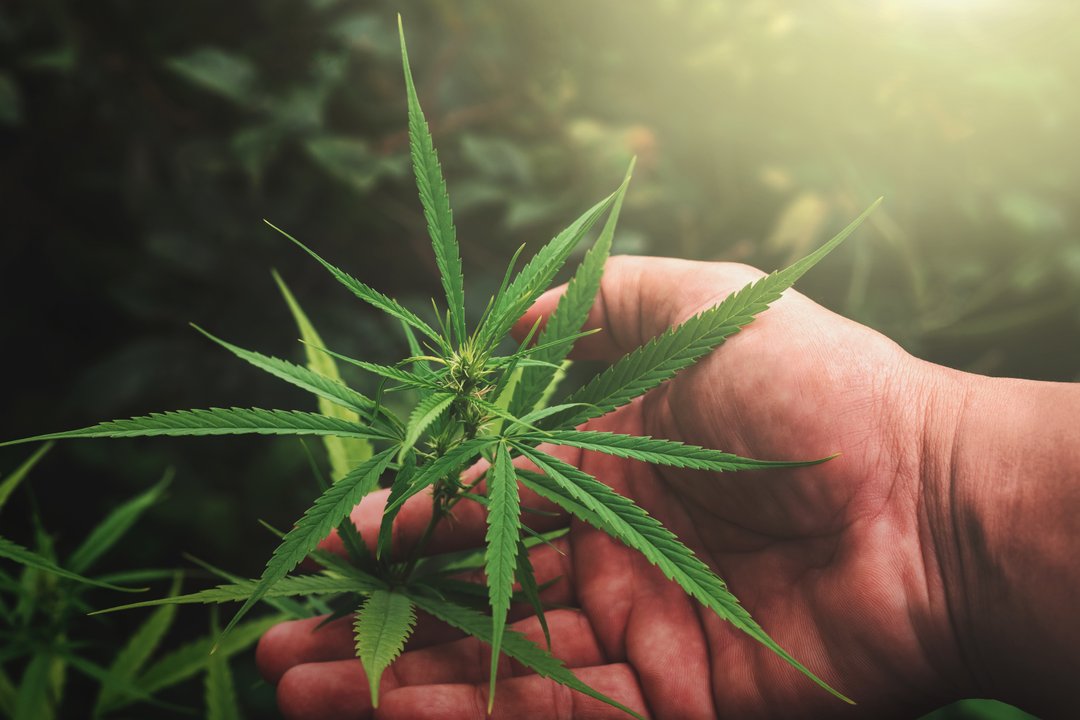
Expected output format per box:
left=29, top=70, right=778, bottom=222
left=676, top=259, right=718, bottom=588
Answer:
left=256, top=256, right=1079, bottom=719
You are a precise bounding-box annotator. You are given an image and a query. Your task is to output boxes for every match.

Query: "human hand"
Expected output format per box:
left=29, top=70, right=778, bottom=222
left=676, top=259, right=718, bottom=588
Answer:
left=256, top=256, right=983, bottom=719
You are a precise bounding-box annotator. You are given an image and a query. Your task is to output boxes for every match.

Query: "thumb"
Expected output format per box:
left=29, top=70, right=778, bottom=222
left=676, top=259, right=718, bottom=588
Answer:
left=512, top=255, right=766, bottom=362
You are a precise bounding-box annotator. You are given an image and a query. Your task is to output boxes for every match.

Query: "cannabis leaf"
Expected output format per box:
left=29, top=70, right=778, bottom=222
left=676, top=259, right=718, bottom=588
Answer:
left=217, top=448, right=395, bottom=644
left=400, top=392, right=455, bottom=455
left=476, top=189, right=624, bottom=350
left=354, top=589, right=417, bottom=706
left=0, top=536, right=143, bottom=593
left=483, top=442, right=521, bottom=709
left=265, top=220, right=444, bottom=348
left=520, top=430, right=830, bottom=472
left=513, top=447, right=851, bottom=703
left=547, top=198, right=882, bottom=430
left=407, top=589, right=646, bottom=720
left=510, top=160, right=633, bottom=416
left=0, top=408, right=392, bottom=447
left=0, top=17, right=882, bottom=717
left=399, top=16, right=466, bottom=345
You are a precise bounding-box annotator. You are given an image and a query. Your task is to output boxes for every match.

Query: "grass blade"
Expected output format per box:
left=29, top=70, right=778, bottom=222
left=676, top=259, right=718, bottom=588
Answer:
left=0, top=667, right=15, bottom=718
left=0, top=536, right=143, bottom=593
left=206, top=609, right=243, bottom=720
left=68, top=470, right=172, bottom=574
left=130, top=615, right=284, bottom=705
left=0, top=443, right=52, bottom=513
left=354, top=589, right=417, bottom=707
left=94, top=574, right=182, bottom=716
left=14, top=653, right=53, bottom=720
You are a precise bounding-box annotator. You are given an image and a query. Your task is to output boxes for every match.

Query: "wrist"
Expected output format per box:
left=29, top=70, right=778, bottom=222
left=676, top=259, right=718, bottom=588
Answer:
left=922, top=368, right=1080, bottom=717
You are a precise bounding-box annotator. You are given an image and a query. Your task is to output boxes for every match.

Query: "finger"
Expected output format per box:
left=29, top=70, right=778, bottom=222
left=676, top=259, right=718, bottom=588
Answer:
left=376, top=664, right=651, bottom=720
left=512, top=255, right=766, bottom=362
left=275, top=610, right=607, bottom=720
left=318, top=444, right=582, bottom=562
left=259, top=538, right=578, bottom=682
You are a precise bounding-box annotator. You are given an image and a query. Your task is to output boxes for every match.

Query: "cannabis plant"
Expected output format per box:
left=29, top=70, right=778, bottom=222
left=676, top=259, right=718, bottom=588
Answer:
left=2, top=18, right=879, bottom=716
left=0, top=447, right=279, bottom=719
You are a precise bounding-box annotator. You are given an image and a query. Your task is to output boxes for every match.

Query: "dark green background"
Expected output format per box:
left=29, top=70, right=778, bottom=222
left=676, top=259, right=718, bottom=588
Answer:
left=1, top=0, right=1075, bottom=716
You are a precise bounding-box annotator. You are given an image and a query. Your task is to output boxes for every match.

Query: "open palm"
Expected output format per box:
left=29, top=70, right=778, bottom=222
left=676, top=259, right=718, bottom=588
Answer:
left=257, top=257, right=974, bottom=719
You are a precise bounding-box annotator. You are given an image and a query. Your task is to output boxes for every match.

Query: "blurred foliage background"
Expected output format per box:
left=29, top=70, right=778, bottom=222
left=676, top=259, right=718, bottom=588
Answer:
left=1, top=0, right=1076, bottom=716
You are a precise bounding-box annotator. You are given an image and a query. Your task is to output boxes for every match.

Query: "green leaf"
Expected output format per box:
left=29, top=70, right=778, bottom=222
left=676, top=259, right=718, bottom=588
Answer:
left=406, top=590, right=645, bottom=720
left=551, top=200, right=882, bottom=430
left=0, top=443, right=52, bottom=513
left=129, top=615, right=284, bottom=707
left=520, top=430, right=832, bottom=472
left=483, top=443, right=520, bottom=710
left=184, top=553, right=312, bottom=620
left=14, top=654, right=52, bottom=720
left=353, top=589, right=417, bottom=707
left=303, top=342, right=444, bottom=394
left=68, top=470, right=172, bottom=574
left=217, top=448, right=396, bottom=645
left=194, top=321, right=379, bottom=469
left=166, top=48, right=257, bottom=106
left=0, top=536, right=143, bottom=593
left=512, top=160, right=633, bottom=415
left=63, top=654, right=186, bottom=715
left=0, top=72, right=22, bottom=127
left=477, top=187, right=622, bottom=350
left=376, top=451, right=416, bottom=561
left=272, top=272, right=375, bottom=473
left=93, top=573, right=377, bottom=615
left=94, top=575, right=182, bottom=716
left=400, top=392, right=455, bottom=456
left=0, top=408, right=391, bottom=448
left=537, top=360, right=570, bottom=411
left=206, top=609, right=243, bottom=720
left=0, top=667, right=16, bottom=719
left=265, top=221, right=443, bottom=347
left=399, top=320, right=437, bottom=397
left=398, top=18, right=466, bottom=344
left=514, top=538, right=550, bottom=649
left=515, top=447, right=850, bottom=703
left=303, top=135, right=406, bottom=194
left=381, top=438, right=496, bottom=519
